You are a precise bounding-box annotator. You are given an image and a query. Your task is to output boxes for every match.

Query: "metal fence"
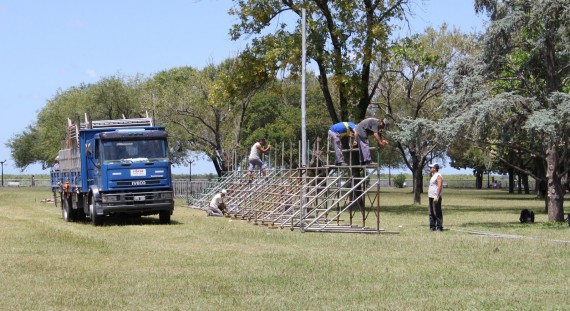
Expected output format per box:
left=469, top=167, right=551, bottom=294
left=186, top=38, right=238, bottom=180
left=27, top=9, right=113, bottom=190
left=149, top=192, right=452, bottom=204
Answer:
left=172, top=180, right=213, bottom=198
left=1, top=177, right=534, bottom=193
left=2, top=178, right=51, bottom=187
left=1, top=178, right=213, bottom=196
left=383, top=178, right=535, bottom=190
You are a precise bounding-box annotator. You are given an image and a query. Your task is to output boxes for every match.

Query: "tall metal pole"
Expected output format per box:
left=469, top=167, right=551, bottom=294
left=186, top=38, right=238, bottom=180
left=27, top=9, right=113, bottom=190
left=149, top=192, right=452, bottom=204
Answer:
left=187, top=160, right=193, bottom=204
left=0, top=160, right=5, bottom=187
left=301, top=9, right=307, bottom=169
left=300, top=8, right=307, bottom=232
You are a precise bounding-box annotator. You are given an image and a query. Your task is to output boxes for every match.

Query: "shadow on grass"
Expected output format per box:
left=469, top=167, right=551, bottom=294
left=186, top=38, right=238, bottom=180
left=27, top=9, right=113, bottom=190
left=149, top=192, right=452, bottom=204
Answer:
left=446, top=190, right=570, bottom=202
left=75, top=214, right=182, bottom=226
left=482, top=195, right=545, bottom=201
left=374, top=205, right=426, bottom=215
left=444, top=205, right=544, bottom=214
left=369, top=204, right=546, bottom=220
left=457, top=221, right=529, bottom=229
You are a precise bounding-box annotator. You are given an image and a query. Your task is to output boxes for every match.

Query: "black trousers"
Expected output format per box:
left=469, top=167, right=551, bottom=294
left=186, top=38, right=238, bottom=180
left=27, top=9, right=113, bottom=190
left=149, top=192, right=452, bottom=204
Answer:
left=428, top=197, right=443, bottom=230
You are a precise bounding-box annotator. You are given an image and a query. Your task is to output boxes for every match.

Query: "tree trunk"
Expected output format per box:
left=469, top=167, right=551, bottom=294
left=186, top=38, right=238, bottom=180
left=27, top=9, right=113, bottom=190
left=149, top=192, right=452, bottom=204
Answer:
left=474, top=170, right=483, bottom=189
left=535, top=157, right=547, bottom=203
left=316, top=61, right=340, bottom=123
left=212, top=155, right=223, bottom=177
left=508, top=168, right=515, bottom=194
left=418, top=174, right=424, bottom=193
left=545, top=144, right=565, bottom=221
left=522, top=174, right=529, bottom=194
left=349, top=149, right=364, bottom=211
left=413, top=167, right=423, bottom=205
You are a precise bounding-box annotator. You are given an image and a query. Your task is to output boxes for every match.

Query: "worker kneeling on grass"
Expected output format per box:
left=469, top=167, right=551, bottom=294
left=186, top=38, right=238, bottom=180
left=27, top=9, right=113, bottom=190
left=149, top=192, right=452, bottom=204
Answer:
left=208, top=189, right=228, bottom=217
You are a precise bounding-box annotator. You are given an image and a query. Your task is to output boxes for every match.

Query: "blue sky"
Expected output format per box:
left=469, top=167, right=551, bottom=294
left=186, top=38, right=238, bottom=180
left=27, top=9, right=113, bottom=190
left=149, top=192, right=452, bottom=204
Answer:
left=0, top=0, right=484, bottom=175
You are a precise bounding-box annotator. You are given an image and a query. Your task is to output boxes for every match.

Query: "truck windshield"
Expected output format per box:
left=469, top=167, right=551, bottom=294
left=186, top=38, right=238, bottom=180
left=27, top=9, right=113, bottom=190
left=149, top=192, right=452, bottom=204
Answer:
left=102, top=139, right=168, bottom=164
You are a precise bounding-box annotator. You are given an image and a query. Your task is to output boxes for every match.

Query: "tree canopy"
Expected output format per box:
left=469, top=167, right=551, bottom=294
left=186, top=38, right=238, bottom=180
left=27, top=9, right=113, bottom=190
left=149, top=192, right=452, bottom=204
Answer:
left=229, top=0, right=412, bottom=122
left=375, top=25, right=478, bottom=204
left=6, top=75, right=145, bottom=170
left=446, top=0, right=570, bottom=221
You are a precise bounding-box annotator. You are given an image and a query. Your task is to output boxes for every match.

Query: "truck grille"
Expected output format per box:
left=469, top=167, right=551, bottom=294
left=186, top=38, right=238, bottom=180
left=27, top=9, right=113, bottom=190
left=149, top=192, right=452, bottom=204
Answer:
left=115, top=180, right=161, bottom=187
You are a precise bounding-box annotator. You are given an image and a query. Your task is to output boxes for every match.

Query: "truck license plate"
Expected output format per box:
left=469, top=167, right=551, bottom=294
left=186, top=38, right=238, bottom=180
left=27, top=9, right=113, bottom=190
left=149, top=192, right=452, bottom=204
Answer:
left=131, top=169, right=146, bottom=176
left=134, top=195, right=146, bottom=201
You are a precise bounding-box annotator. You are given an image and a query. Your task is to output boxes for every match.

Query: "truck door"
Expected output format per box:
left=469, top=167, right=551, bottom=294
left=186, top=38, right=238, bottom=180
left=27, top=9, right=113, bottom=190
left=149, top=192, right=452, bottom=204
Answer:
left=86, top=139, right=102, bottom=189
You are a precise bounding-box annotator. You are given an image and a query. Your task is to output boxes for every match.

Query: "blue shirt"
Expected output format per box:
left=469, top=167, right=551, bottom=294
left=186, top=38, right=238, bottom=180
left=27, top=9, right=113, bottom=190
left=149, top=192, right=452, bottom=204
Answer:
left=330, top=122, right=356, bottom=137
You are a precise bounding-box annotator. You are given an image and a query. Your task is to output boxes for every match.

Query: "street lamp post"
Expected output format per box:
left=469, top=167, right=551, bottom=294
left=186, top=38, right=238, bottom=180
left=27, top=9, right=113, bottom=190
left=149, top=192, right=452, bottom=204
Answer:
left=0, top=160, right=6, bottom=187
left=190, top=160, right=194, bottom=194
left=187, top=160, right=194, bottom=202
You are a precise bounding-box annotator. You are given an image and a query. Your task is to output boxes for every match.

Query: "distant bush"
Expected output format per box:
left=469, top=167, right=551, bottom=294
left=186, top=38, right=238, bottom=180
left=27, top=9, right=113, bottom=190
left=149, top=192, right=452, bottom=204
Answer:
left=393, top=174, right=407, bottom=188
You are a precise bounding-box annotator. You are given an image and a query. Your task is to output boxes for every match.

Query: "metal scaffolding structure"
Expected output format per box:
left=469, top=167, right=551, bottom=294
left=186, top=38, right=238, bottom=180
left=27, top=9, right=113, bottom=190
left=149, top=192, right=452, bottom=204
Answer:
left=188, top=15, right=398, bottom=234
left=188, top=141, right=398, bottom=234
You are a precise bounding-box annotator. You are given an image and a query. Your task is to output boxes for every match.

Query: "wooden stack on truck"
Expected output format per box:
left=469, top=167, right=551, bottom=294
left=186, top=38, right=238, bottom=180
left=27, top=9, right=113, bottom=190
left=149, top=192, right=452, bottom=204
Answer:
left=51, top=113, right=174, bottom=225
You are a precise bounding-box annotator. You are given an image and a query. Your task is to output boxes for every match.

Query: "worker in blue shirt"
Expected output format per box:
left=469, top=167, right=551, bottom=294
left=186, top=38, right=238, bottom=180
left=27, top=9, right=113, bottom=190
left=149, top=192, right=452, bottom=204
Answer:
left=328, top=121, right=357, bottom=166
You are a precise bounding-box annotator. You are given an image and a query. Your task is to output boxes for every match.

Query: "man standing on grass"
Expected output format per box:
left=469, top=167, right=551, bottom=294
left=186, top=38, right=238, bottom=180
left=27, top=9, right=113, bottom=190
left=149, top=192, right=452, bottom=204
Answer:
left=428, top=163, right=444, bottom=231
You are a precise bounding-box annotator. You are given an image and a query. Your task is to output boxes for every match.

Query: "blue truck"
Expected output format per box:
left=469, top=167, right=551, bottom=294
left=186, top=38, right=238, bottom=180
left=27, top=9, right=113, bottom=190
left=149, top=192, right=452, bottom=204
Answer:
left=51, top=114, right=174, bottom=225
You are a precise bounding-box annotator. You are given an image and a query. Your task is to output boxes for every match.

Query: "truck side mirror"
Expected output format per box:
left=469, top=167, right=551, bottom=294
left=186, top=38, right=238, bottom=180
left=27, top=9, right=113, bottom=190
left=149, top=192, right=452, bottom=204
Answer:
left=85, top=143, right=92, bottom=156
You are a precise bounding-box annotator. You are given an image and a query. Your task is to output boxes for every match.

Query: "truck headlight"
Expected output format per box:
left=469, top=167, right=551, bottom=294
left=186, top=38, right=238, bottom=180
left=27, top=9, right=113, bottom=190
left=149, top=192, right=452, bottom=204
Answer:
left=161, top=192, right=173, bottom=200
left=102, top=195, right=120, bottom=203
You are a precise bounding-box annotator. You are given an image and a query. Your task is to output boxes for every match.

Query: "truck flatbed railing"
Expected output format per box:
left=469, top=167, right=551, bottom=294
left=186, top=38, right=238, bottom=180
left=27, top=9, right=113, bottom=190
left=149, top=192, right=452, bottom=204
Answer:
left=81, top=112, right=154, bottom=129
left=66, top=113, right=155, bottom=146
left=83, top=117, right=154, bottom=129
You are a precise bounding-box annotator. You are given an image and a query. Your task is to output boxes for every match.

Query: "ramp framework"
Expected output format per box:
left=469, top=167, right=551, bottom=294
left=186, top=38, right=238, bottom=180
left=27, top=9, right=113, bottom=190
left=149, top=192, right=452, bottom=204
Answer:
left=188, top=140, right=398, bottom=234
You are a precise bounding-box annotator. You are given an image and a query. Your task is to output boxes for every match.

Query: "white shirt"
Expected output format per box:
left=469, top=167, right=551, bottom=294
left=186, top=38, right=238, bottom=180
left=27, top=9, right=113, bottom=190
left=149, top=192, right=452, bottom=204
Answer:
left=249, top=142, right=261, bottom=160
left=209, top=193, right=224, bottom=208
left=428, top=172, right=443, bottom=198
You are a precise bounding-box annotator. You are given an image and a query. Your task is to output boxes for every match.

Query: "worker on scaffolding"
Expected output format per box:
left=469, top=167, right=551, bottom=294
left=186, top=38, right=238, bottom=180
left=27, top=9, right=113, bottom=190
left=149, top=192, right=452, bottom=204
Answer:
left=208, top=189, right=228, bottom=217
left=247, top=137, right=271, bottom=182
left=353, top=117, right=389, bottom=166
left=328, top=121, right=357, bottom=166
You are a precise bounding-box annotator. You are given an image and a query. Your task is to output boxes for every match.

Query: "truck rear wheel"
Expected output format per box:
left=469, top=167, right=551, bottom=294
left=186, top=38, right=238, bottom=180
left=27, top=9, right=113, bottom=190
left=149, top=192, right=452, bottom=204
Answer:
left=62, top=197, right=77, bottom=222
left=159, top=211, right=171, bottom=224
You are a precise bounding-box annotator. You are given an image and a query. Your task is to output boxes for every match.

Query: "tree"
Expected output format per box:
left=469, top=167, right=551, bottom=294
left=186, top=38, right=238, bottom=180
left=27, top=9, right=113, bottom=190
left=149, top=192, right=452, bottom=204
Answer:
left=239, top=72, right=331, bottom=168
left=229, top=0, right=412, bottom=123
left=446, top=0, right=570, bottom=221
left=143, top=55, right=271, bottom=177
left=144, top=65, right=232, bottom=177
left=5, top=125, right=42, bottom=170
left=87, top=75, right=144, bottom=120
left=374, top=25, right=477, bottom=204
left=448, top=141, right=488, bottom=189
left=7, top=75, right=145, bottom=170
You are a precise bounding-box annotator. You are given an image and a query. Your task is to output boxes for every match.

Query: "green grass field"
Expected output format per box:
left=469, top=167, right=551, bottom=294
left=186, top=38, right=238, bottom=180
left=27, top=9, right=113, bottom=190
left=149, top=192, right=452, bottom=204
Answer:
left=1, top=186, right=569, bottom=311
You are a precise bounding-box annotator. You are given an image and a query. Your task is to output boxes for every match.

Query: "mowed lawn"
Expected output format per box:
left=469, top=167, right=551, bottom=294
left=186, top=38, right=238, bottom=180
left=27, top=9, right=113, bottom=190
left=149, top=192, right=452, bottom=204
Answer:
left=1, top=186, right=569, bottom=311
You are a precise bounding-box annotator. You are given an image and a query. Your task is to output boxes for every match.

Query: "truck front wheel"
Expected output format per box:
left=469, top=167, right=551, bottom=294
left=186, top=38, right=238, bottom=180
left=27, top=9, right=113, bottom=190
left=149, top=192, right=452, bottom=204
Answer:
left=159, top=211, right=171, bottom=224
left=62, top=197, right=77, bottom=222
left=89, top=199, right=104, bottom=226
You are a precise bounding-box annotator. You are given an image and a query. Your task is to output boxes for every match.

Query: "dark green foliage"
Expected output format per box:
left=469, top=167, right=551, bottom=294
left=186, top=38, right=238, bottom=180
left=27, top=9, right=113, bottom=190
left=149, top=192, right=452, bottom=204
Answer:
left=447, top=0, right=570, bottom=221
left=393, top=174, right=407, bottom=188
left=229, top=0, right=412, bottom=122
left=7, top=75, right=145, bottom=170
